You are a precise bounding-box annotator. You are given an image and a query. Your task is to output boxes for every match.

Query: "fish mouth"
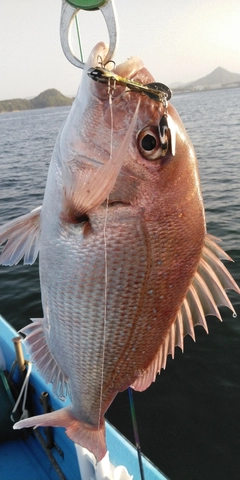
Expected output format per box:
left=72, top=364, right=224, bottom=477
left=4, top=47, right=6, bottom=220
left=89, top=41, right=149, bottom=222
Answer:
left=88, top=42, right=148, bottom=90
left=113, top=56, right=144, bottom=80
left=89, top=42, right=144, bottom=78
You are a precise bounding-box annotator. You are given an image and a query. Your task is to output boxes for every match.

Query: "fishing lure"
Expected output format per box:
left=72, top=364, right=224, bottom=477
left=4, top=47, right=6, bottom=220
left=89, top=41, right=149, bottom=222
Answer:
left=87, top=66, right=172, bottom=104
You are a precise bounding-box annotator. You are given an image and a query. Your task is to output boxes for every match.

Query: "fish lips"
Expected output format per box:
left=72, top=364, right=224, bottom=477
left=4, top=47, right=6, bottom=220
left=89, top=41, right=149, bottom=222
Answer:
left=87, top=42, right=155, bottom=101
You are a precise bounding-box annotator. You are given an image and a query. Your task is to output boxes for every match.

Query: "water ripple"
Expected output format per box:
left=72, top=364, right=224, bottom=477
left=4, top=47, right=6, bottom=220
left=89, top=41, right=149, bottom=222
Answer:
left=0, top=93, right=240, bottom=480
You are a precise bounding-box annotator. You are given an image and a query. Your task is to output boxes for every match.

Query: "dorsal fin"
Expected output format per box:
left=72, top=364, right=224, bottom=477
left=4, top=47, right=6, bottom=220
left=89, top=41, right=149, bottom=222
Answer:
left=131, top=234, right=240, bottom=392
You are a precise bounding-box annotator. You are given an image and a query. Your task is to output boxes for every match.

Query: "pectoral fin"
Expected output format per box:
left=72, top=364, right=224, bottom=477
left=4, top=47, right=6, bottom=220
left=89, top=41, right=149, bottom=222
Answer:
left=0, top=206, right=41, bottom=265
left=62, top=99, right=140, bottom=220
left=131, top=233, right=240, bottom=392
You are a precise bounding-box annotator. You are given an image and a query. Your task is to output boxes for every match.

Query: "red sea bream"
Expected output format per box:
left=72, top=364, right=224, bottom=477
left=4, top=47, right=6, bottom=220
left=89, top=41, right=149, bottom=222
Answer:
left=0, top=42, right=239, bottom=461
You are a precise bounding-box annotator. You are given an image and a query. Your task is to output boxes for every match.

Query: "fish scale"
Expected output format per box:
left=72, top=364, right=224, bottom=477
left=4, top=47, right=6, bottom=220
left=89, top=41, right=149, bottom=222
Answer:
left=40, top=211, right=150, bottom=418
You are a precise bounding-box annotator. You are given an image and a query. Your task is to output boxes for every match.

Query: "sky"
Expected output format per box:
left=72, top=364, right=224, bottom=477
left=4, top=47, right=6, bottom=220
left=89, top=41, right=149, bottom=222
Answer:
left=0, top=0, right=240, bottom=101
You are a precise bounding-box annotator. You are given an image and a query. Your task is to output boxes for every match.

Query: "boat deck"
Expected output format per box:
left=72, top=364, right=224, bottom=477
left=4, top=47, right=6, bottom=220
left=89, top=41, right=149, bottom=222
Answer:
left=0, top=437, right=63, bottom=480
left=0, top=315, right=169, bottom=480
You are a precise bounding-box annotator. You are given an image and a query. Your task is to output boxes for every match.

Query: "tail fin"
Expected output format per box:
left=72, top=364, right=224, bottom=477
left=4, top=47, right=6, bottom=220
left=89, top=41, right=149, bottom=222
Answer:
left=13, top=407, right=106, bottom=462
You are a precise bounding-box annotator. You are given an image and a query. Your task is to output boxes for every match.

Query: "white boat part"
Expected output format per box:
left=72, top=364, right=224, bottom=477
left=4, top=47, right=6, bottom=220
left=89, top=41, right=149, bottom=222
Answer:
left=75, top=444, right=133, bottom=480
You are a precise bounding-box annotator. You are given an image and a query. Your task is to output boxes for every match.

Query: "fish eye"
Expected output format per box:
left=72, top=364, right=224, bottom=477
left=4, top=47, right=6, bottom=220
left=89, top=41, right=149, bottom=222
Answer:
left=141, top=134, right=157, bottom=151
left=137, top=126, right=162, bottom=161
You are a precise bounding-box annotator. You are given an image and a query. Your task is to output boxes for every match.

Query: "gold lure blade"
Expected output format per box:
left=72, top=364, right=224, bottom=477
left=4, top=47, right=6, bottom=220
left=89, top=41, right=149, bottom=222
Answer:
left=87, top=67, right=172, bottom=103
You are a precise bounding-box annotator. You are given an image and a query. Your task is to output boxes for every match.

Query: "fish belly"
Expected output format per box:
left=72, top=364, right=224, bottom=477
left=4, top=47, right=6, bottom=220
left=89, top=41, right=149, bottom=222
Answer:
left=40, top=204, right=202, bottom=425
left=40, top=211, right=151, bottom=424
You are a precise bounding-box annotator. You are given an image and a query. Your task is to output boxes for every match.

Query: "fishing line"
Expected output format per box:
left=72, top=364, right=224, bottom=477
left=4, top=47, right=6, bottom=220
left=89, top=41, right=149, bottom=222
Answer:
left=98, top=196, right=109, bottom=425
left=128, top=387, right=145, bottom=480
left=74, top=14, right=84, bottom=63
left=96, top=88, right=114, bottom=459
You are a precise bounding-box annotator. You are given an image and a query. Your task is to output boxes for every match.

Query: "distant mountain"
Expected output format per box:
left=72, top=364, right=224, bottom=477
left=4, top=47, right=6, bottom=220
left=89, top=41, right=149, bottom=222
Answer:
left=0, top=89, right=74, bottom=113
left=188, top=67, right=240, bottom=87
left=172, top=67, right=240, bottom=93
left=30, top=89, right=73, bottom=109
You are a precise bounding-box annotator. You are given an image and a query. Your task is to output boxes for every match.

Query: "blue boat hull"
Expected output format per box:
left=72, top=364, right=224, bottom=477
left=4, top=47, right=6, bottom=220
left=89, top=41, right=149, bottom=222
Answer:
left=0, top=315, right=168, bottom=480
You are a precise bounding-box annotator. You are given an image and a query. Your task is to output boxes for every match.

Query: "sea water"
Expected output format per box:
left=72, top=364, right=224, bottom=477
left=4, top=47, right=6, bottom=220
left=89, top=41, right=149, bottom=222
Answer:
left=0, top=89, right=239, bottom=480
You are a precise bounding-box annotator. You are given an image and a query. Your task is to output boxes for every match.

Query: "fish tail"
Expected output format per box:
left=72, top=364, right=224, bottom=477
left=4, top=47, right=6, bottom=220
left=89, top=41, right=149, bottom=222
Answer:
left=13, top=407, right=106, bottom=462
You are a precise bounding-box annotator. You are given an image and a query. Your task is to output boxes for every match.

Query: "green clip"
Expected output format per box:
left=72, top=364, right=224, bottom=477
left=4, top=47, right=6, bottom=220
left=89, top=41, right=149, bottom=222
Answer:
left=66, top=0, right=106, bottom=9
left=60, top=0, right=118, bottom=68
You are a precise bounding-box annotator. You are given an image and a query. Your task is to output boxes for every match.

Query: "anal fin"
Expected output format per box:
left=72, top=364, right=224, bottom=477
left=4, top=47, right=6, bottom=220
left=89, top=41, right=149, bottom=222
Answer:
left=0, top=206, right=41, bottom=265
left=21, top=318, right=69, bottom=400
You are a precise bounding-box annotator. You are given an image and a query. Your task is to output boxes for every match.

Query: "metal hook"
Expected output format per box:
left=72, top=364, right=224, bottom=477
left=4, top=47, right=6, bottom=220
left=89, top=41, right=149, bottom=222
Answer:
left=60, top=0, right=118, bottom=69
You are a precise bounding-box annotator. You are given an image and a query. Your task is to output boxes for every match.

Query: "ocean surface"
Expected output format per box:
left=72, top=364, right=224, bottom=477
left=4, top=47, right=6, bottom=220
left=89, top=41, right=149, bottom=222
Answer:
left=0, top=88, right=239, bottom=480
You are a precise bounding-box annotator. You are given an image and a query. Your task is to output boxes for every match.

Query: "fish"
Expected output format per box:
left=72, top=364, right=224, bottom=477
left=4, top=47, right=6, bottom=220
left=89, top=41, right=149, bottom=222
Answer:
left=0, top=42, right=239, bottom=462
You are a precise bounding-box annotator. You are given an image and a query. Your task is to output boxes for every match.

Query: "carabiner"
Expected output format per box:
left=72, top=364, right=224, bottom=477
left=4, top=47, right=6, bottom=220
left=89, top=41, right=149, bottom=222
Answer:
left=60, top=0, right=118, bottom=69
